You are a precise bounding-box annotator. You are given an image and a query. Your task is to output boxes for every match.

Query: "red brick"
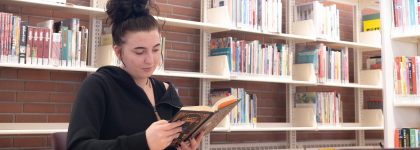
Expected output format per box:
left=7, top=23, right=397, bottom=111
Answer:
left=171, top=26, right=195, bottom=34
left=245, top=35, right=264, bottom=41
left=324, top=132, right=332, bottom=139
left=172, top=43, right=194, bottom=52
left=257, top=117, right=265, bottom=122
left=191, top=0, right=201, bottom=9
left=296, top=87, right=307, bottom=92
left=173, top=6, right=195, bottom=17
left=18, top=70, right=50, bottom=80
left=52, top=11, right=82, bottom=19
left=21, top=7, right=52, bottom=17
left=49, top=115, right=71, bottom=123
left=15, top=115, right=47, bottom=123
left=261, top=92, right=278, bottom=100
left=177, top=88, right=188, bottom=96
left=51, top=71, right=81, bottom=82
left=50, top=93, right=77, bottom=103
left=166, top=32, right=189, bottom=42
left=56, top=104, right=72, bottom=113
left=72, top=83, right=81, bottom=93
left=0, top=103, right=22, bottom=113
left=343, top=4, right=353, bottom=12
left=260, top=108, right=279, bottom=116
left=0, top=4, right=3, bottom=11
left=156, top=0, right=167, bottom=3
left=156, top=4, right=172, bottom=13
left=168, top=0, right=190, bottom=7
left=170, top=60, right=195, bottom=70
left=180, top=97, right=198, bottom=106
left=171, top=78, right=196, bottom=88
left=17, top=92, right=49, bottom=102
left=265, top=117, right=274, bottom=122
left=297, top=133, right=307, bottom=140
left=265, top=133, right=274, bottom=140
left=194, top=9, right=200, bottom=17
left=13, top=137, right=46, bottom=147
left=329, top=2, right=344, bottom=10
left=0, top=80, right=24, bottom=91
left=0, top=138, right=12, bottom=148
left=167, top=50, right=190, bottom=60
left=245, top=83, right=264, bottom=90
left=0, top=68, right=17, bottom=79
left=80, top=73, right=88, bottom=82
left=190, top=89, right=199, bottom=97
left=0, top=92, right=15, bottom=102
left=47, top=136, right=52, bottom=146
left=166, top=14, right=189, bottom=21
left=274, top=100, right=286, bottom=107
left=189, top=53, right=200, bottom=61
left=246, top=133, right=265, bottom=141
left=210, top=134, right=226, bottom=142
left=264, top=84, right=273, bottom=91
left=81, top=15, right=90, bottom=22
left=226, top=81, right=246, bottom=88
left=57, top=83, right=72, bottom=92
left=344, top=32, right=353, bottom=40
left=25, top=81, right=56, bottom=92
left=274, top=133, right=286, bottom=140
left=226, top=134, right=246, bottom=141
left=24, top=103, right=55, bottom=113
left=308, top=133, right=324, bottom=140
left=0, top=115, right=13, bottom=123
left=28, top=16, right=59, bottom=26
left=4, top=5, right=20, bottom=13
left=211, top=82, right=226, bottom=88
left=332, top=133, right=347, bottom=139
left=189, top=35, right=200, bottom=44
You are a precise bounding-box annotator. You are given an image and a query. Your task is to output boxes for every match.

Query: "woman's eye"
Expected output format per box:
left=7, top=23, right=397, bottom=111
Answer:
left=135, top=52, right=143, bottom=55
left=153, top=49, right=159, bottom=52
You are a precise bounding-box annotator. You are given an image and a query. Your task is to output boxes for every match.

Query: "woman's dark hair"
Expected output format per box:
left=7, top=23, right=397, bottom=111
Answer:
left=105, top=0, right=163, bottom=68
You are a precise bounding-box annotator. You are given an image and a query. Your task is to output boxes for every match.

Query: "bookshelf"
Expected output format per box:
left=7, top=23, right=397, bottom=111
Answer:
left=382, top=0, right=420, bottom=148
left=0, top=0, right=384, bottom=149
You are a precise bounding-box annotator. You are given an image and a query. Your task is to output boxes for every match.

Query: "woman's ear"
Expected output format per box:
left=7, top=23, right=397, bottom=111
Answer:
left=113, top=45, right=122, bottom=60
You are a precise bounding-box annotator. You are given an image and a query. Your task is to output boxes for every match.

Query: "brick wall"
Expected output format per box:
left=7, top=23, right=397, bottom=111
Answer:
left=0, top=0, right=383, bottom=149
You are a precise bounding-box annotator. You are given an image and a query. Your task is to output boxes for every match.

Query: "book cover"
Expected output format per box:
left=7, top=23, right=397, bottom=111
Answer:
left=37, top=27, right=44, bottom=65
left=42, top=27, right=50, bottom=65
left=10, top=16, right=16, bottom=64
left=411, top=129, right=416, bottom=147
left=400, top=129, right=403, bottom=147
left=403, top=128, right=410, bottom=147
left=0, top=13, right=4, bottom=63
left=297, top=43, right=325, bottom=83
left=26, top=27, right=33, bottom=65
left=67, top=30, right=72, bottom=67
left=76, top=31, right=81, bottom=67
left=210, top=37, right=233, bottom=71
left=169, top=96, right=240, bottom=146
left=83, top=28, right=88, bottom=68
left=6, top=14, right=12, bottom=63
left=413, top=57, right=417, bottom=95
left=19, top=21, right=28, bottom=64
left=52, top=33, right=60, bottom=67
left=14, top=16, right=21, bottom=64
left=32, top=27, right=39, bottom=65
left=37, top=20, right=54, bottom=65
left=296, top=50, right=318, bottom=78
left=62, top=18, right=79, bottom=67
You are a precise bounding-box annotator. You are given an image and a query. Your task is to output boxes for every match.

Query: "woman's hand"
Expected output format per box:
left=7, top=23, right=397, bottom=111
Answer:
left=146, top=120, right=186, bottom=150
left=176, top=129, right=205, bottom=150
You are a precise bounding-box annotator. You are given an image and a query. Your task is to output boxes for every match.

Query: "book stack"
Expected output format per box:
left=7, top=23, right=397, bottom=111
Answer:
left=367, top=55, right=381, bottom=70
left=295, top=92, right=343, bottom=127
left=297, top=43, right=349, bottom=84
left=212, top=0, right=282, bottom=33
left=210, top=88, right=257, bottom=128
left=394, top=128, right=420, bottom=148
left=393, top=0, right=420, bottom=34
left=0, top=14, right=89, bottom=68
left=295, top=1, right=340, bottom=41
left=394, top=56, right=420, bottom=102
left=210, top=37, right=292, bottom=78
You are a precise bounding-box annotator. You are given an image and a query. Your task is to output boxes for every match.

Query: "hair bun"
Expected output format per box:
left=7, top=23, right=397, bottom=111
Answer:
left=106, top=0, right=151, bottom=25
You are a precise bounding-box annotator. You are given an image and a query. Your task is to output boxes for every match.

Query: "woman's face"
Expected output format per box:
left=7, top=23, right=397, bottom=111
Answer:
left=116, top=29, right=161, bottom=79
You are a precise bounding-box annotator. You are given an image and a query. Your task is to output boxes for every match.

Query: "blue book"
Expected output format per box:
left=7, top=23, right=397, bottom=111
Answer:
left=235, top=41, right=240, bottom=72
left=67, top=30, right=72, bottom=67
left=297, top=50, right=318, bottom=76
left=11, top=16, right=16, bottom=63
left=61, top=26, right=68, bottom=67
left=210, top=37, right=233, bottom=72
left=410, top=0, right=416, bottom=26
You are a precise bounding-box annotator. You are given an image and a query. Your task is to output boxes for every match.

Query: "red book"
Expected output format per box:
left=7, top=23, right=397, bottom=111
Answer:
left=43, top=28, right=50, bottom=65
left=394, top=0, right=398, bottom=27
left=412, top=57, right=417, bottom=95
left=32, top=27, right=38, bottom=65
left=26, top=27, right=33, bottom=64
left=395, top=129, right=400, bottom=148
left=37, top=28, right=44, bottom=65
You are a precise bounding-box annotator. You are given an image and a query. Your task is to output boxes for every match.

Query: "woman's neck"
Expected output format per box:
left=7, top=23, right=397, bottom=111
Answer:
left=121, top=67, right=149, bottom=88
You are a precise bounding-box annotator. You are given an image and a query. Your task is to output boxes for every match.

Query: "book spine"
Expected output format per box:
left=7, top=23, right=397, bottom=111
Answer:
left=61, top=26, right=67, bottom=67
left=67, top=30, right=73, bottom=67
left=43, top=28, right=50, bottom=65
left=412, top=129, right=416, bottom=147
left=83, top=28, right=88, bottom=68
left=7, top=14, right=12, bottom=63
left=413, top=57, right=418, bottom=95
left=417, top=56, right=420, bottom=95
left=26, top=27, right=32, bottom=65
left=0, top=13, right=3, bottom=63
left=400, top=129, right=404, bottom=147
left=37, top=28, right=44, bottom=65
left=79, top=26, right=85, bottom=67
left=52, top=33, right=60, bottom=67
left=76, top=31, right=81, bottom=67
left=403, top=128, right=409, bottom=147
left=32, top=27, right=38, bottom=65
left=19, top=21, right=28, bottom=64
left=10, top=16, right=16, bottom=64
left=14, top=17, right=20, bottom=64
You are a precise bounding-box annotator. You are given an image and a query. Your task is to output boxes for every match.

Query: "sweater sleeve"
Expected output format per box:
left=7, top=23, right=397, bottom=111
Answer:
left=66, top=74, right=150, bottom=150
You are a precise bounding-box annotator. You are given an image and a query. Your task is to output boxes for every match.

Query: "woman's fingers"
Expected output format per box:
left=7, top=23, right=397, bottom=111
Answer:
left=180, top=141, right=190, bottom=150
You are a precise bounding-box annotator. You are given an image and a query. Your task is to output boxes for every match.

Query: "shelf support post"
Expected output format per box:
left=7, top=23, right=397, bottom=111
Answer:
left=354, top=1, right=365, bottom=146
left=198, top=0, right=211, bottom=150
left=286, top=0, right=296, bottom=148
left=89, top=0, right=103, bottom=68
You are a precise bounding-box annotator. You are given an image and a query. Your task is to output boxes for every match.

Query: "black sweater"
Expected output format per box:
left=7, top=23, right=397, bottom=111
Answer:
left=66, top=66, right=183, bottom=150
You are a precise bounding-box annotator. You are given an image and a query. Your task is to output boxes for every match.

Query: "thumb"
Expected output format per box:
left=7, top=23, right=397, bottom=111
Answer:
left=153, top=120, right=169, bottom=125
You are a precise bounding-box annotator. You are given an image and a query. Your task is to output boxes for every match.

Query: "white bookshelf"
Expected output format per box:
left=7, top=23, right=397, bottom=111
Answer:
left=316, top=39, right=381, bottom=51
left=0, top=63, right=98, bottom=72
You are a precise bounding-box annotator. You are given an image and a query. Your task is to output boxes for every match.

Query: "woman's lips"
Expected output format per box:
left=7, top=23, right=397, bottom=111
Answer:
left=142, top=67, right=152, bottom=71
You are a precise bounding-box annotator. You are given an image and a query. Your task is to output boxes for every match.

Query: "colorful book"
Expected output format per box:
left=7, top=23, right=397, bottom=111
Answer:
left=52, top=33, right=60, bottom=67
left=18, top=21, right=28, bottom=64
left=26, top=27, right=33, bottom=65
left=37, top=27, right=44, bottom=65
left=37, top=20, right=54, bottom=65
left=210, top=37, right=234, bottom=71
left=79, top=26, right=85, bottom=67
left=62, top=18, right=79, bottom=67
left=61, top=26, right=68, bottom=67
left=67, top=30, right=72, bottom=67
left=32, top=27, right=39, bottom=65
left=411, top=129, right=416, bottom=147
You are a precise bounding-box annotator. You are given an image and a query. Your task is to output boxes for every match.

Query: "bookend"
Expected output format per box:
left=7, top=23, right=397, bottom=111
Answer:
left=207, top=55, right=230, bottom=77
left=292, top=108, right=316, bottom=127
left=292, top=63, right=316, bottom=82
left=360, top=30, right=381, bottom=46
left=361, top=109, right=384, bottom=127
left=292, top=19, right=315, bottom=38
left=360, top=69, right=382, bottom=86
left=94, top=45, right=118, bottom=68
left=208, top=6, right=231, bottom=28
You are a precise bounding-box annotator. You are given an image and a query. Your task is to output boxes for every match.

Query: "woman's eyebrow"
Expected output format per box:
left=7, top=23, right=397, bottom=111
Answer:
left=133, top=43, right=160, bottom=49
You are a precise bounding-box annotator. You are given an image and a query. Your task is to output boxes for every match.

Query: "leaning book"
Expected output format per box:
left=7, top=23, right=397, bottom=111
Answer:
left=170, top=95, right=240, bottom=146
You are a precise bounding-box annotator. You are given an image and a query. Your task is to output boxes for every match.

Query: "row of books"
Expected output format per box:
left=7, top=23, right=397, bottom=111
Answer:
left=395, top=128, right=420, bottom=148
left=210, top=37, right=292, bottom=77
left=296, top=43, right=349, bottom=84
left=393, top=56, right=420, bottom=96
left=295, top=92, right=343, bottom=127
left=212, top=0, right=282, bottom=33
left=0, top=13, right=89, bottom=68
left=393, top=0, right=420, bottom=34
left=210, top=88, right=257, bottom=128
left=295, top=1, right=340, bottom=41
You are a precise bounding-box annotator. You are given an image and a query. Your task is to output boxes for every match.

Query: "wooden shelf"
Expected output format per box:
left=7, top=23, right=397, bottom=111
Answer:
left=0, top=63, right=98, bottom=72
left=0, top=0, right=105, bottom=16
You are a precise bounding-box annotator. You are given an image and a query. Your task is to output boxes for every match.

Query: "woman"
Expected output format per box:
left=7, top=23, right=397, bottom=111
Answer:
left=65, top=0, right=204, bottom=149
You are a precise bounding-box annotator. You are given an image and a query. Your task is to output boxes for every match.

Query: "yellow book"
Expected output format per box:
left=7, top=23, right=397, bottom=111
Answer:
left=363, top=13, right=380, bottom=31
left=402, top=56, right=406, bottom=95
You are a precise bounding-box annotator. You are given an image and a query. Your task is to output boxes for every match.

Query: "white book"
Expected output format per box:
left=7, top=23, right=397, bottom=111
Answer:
left=71, top=31, right=76, bottom=67
left=76, top=31, right=81, bottom=68
left=237, top=0, right=242, bottom=28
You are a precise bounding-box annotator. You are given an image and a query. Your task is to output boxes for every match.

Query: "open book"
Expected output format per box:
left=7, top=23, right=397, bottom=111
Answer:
left=169, top=95, right=240, bottom=146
